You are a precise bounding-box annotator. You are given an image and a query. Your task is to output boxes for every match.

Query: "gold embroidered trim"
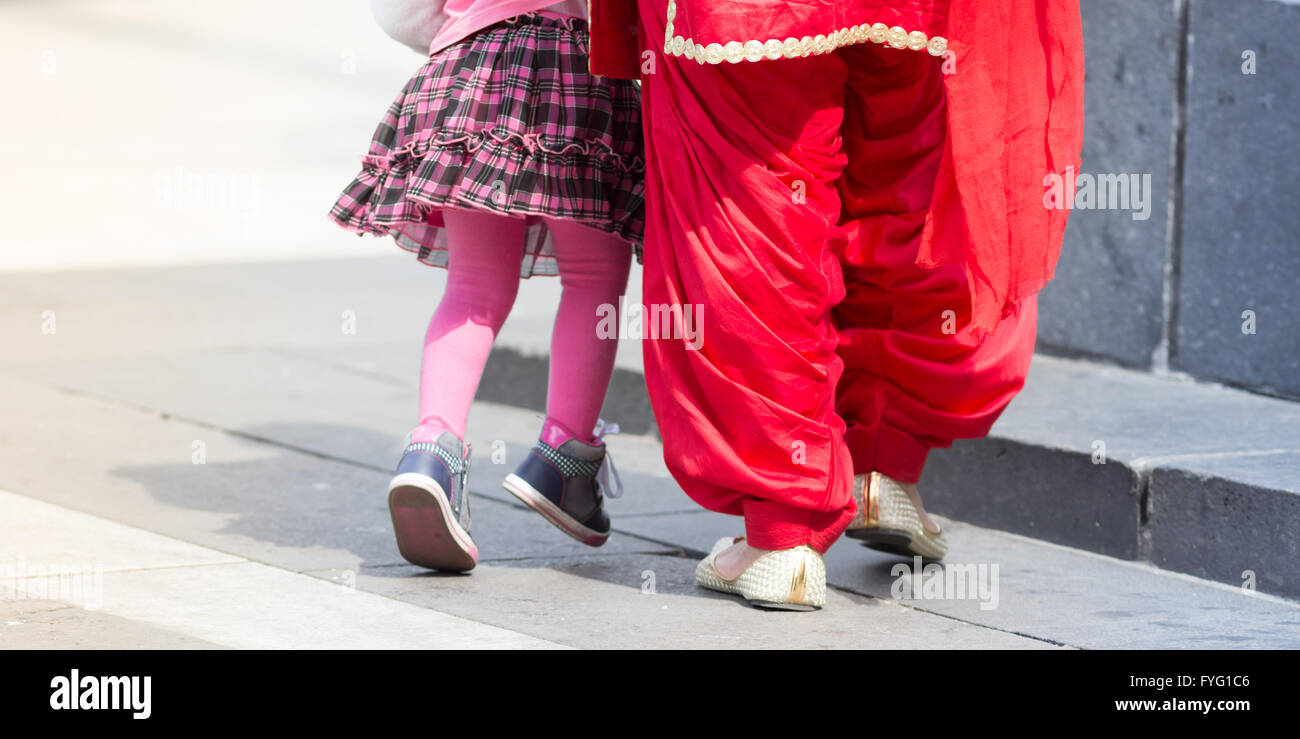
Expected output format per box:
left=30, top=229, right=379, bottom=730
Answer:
left=662, top=0, right=948, bottom=64
left=865, top=472, right=880, bottom=527
left=789, top=555, right=807, bottom=604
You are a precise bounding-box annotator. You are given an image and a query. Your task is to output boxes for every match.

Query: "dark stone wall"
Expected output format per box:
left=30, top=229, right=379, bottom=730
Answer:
left=1037, top=0, right=1300, bottom=396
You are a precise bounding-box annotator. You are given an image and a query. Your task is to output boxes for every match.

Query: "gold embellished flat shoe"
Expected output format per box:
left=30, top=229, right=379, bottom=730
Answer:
left=844, top=471, right=948, bottom=561
left=695, top=536, right=826, bottom=611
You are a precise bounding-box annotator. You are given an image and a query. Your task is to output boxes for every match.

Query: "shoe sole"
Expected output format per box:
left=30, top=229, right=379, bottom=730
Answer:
left=388, top=473, right=478, bottom=572
left=502, top=473, right=609, bottom=548
left=844, top=527, right=945, bottom=561
left=747, top=600, right=820, bottom=612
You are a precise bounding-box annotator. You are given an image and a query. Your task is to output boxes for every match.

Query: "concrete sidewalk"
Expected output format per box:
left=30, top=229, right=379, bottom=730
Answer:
left=0, top=491, right=562, bottom=649
left=2, top=258, right=1297, bottom=649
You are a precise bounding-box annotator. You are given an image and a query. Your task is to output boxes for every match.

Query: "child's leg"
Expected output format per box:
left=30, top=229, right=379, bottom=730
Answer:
left=413, top=209, right=526, bottom=442
left=539, top=219, right=633, bottom=446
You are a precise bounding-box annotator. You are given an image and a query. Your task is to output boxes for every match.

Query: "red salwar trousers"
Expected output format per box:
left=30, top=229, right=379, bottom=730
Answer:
left=638, top=0, right=1039, bottom=553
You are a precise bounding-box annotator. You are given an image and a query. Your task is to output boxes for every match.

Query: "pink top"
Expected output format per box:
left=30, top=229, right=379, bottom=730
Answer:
left=428, top=0, right=589, bottom=55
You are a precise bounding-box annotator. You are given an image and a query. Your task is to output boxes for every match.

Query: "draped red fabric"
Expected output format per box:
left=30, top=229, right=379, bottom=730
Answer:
left=591, top=0, right=1085, bottom=336
left=588, top=0, right=641, bottom=78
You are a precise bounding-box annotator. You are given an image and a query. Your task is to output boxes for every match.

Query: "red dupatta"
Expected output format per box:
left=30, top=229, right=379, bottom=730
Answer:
left=591, top=0, right=1086, bottom=336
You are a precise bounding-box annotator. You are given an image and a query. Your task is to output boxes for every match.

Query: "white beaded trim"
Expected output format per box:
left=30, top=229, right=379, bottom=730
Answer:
left=662, top=0, right=947, bottom=65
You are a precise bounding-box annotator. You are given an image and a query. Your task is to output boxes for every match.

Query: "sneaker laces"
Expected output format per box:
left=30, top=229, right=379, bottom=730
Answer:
left=593, top=419, right=624, bottom=499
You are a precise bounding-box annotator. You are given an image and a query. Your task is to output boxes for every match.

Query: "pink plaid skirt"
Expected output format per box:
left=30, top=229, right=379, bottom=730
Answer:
left=330, top=13, right=644, bottom=276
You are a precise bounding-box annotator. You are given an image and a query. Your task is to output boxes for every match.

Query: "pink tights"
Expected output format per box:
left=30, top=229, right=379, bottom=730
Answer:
left=411, top=209, right=632, bottom=448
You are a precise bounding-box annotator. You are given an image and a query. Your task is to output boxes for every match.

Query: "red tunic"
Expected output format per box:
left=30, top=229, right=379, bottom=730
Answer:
left=590, top=0, right=1085, bottom=336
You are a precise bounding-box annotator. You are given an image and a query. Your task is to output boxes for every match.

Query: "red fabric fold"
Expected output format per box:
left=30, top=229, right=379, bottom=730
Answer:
left=588, top=0, right=640, bottom=77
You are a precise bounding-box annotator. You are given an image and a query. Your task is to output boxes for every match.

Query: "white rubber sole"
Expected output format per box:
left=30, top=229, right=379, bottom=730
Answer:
left=387, top=472, right=478, bottom=572
left=502, top=473, right=609, bottom=547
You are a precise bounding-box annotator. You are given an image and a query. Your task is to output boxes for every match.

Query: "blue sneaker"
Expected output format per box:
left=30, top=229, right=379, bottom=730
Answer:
left=387, top=431, right=477, bottom=571
left=503, top=435, right=621, bottom=547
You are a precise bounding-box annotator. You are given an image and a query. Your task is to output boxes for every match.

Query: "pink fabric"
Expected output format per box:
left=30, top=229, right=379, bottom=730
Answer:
left=540, top=217, right=632, bottom=445
left=413, top=208, right=631, bottom=446
left=414, top=209, right=523, bottom=441
left=429, top=0, right=588, bottom=55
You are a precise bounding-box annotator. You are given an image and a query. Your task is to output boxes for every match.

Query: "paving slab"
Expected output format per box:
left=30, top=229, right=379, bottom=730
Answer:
left=89, top=562, right=562, bottom=650
left=0, top=342, right=690, bottom=516
left=824, top=525, right=1300, bottom=650
left=0, top=600, right=226, bottom=650
left=990, top=357, right=1300, bottom=466
left=0, top=376, right=662, bottom=577
left=0, top=490, right=562, bottom=649
left=0, top=490, right=242, bottom=573
left=309, top=553, right=1056, bottom=650
left=615, top=509, right=1300, bottom=649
